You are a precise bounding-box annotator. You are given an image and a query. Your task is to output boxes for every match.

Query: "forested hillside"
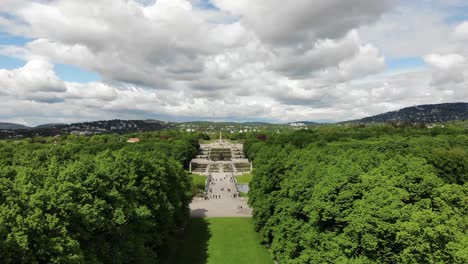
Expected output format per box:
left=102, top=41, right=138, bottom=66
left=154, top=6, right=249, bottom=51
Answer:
left=245, top=124, right=468, bottom=263
left=350, top=103, right=468, bottom=124
left=0, top=119, right=175, bottom=139
left=0, top=132, right=201, bottom=263
left=0, top=123, right=30, bottom=130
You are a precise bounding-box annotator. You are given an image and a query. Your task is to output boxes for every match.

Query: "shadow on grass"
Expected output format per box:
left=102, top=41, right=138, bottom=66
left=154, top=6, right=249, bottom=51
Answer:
left=174, top=218, right=211, bottom=264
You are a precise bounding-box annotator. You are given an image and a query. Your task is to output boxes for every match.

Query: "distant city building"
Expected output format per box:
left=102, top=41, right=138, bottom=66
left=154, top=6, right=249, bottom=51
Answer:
left=70, top=131, right=93, bottom=136
left=290, top=122, right=306, bottom=127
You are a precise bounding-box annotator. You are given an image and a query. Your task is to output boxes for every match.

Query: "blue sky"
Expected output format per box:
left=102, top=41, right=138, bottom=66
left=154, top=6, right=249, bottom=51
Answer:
left=0, top=32, right=31, bottom=46
left=386, top=57, right=426, bottom=72
left=53, top=64, right=101, bottom=83
left=0, top=34, right=100, bottom=82
left=0, top=30, right=100, bottom=82
left=193, top=0, right=219, bottom=10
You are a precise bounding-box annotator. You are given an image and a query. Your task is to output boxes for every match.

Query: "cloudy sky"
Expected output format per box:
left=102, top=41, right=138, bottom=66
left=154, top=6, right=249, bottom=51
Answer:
left=0, top=0, right=467, bottom=125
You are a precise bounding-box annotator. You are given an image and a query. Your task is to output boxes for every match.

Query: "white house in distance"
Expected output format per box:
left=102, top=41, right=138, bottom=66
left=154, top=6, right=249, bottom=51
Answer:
left=289, top=122, right=306, bottom=127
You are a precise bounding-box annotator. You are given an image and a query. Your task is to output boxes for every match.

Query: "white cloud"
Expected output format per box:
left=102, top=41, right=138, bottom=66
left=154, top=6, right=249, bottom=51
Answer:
left=424, top=53, right=466, bottom=85
left=424, top=54, right=465, bottom=69
left=273, top=31, right=361, bottom=78
left=0, top=0, right=467, bottom=125
left=211, top=0, right=396, bottom=45
left=358, top=3, right=455, bottom=58
left=0, top=59, right=66, bottom=102
left=454, top=22, right=468, bottom=40
left=2, top=0, right=250, bottom=87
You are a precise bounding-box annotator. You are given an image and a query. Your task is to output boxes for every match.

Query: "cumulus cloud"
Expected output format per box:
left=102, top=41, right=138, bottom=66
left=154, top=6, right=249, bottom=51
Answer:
left=454, top=22, right=468, bottom=41
left=422, top=20, right=468, bottom=87
left=358, top=2, right=455, bottom=58
left=1, top=0, right=393, bottom=87
left=3, top=0, right=250, bottom=88
left=211, top=0, right=396, bottom=45
left=424, top=53, right=466, bottom=86
left=424, top=54, right=465, bottom=69
left=0, top=0, right=467, bottom=125
left=0, top=59, right=66, bottom=102
left=273, top=31, right=361, bottom=78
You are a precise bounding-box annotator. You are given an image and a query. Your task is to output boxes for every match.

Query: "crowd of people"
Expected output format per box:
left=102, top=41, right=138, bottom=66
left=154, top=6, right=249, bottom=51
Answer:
left=206, top=173, right=241, bottom=199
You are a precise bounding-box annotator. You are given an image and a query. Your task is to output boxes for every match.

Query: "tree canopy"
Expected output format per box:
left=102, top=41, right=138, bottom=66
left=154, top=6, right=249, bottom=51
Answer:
left=245, top=126, right=468, bottom=263
left=0, top=131, right=201, bottom=263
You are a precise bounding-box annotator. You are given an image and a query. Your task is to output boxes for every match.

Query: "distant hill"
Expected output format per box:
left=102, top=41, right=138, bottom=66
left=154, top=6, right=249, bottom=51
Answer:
left=65, top=119, right=173, bottom=133
left=0, top=119, right=175, bottom=139
left=240, top=122, right=272, bottom=125
left=35, top=123, right=67, bottom=129
left=350, top=103, right=468, bottom=124
left=0, top=122, right=30, bottom=130
left=182, top=121, right=273, bottom=125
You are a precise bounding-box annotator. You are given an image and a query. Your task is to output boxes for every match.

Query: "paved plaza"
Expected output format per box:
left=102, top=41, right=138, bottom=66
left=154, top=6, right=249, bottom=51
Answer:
left=190, top=172, right=252, bottom=217
left=189, top=138, right=253, bottom=218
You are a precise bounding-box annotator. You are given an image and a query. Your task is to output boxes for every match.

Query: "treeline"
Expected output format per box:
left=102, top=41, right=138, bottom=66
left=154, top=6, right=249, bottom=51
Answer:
left=0, top=131, right=201, bottom=263
left=245, top=125, right=467, bottom=263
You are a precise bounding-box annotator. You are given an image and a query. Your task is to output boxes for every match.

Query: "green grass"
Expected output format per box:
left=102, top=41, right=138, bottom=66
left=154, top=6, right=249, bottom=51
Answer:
left=175, top=218, right=272, bottom=264
left=191, top=173, right=206, bottom=196
left=236, top=173, right=253, bottom=184
left=191, top=173, right=206, bottom=186
left=239, top=191, right=249, bottom=198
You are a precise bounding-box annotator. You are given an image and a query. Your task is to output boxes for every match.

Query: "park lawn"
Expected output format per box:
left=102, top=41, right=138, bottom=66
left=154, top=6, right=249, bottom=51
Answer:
left=236, top=173, right=252, bottom=184
left=175, top=218, right=272, bottom=264
left=191, top=173, right=206, bottom=186
left=239, top=191, right=249, bottom=198
left=191, top=173, right=206, bottom=196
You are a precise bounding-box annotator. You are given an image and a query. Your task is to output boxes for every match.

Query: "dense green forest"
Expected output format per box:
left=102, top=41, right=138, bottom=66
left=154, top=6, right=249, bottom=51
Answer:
left=0, top=132, right=202, bottom=263
left=245, top=124, right=468, bottom=263
left=1, top=124, right=467, bottom=263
